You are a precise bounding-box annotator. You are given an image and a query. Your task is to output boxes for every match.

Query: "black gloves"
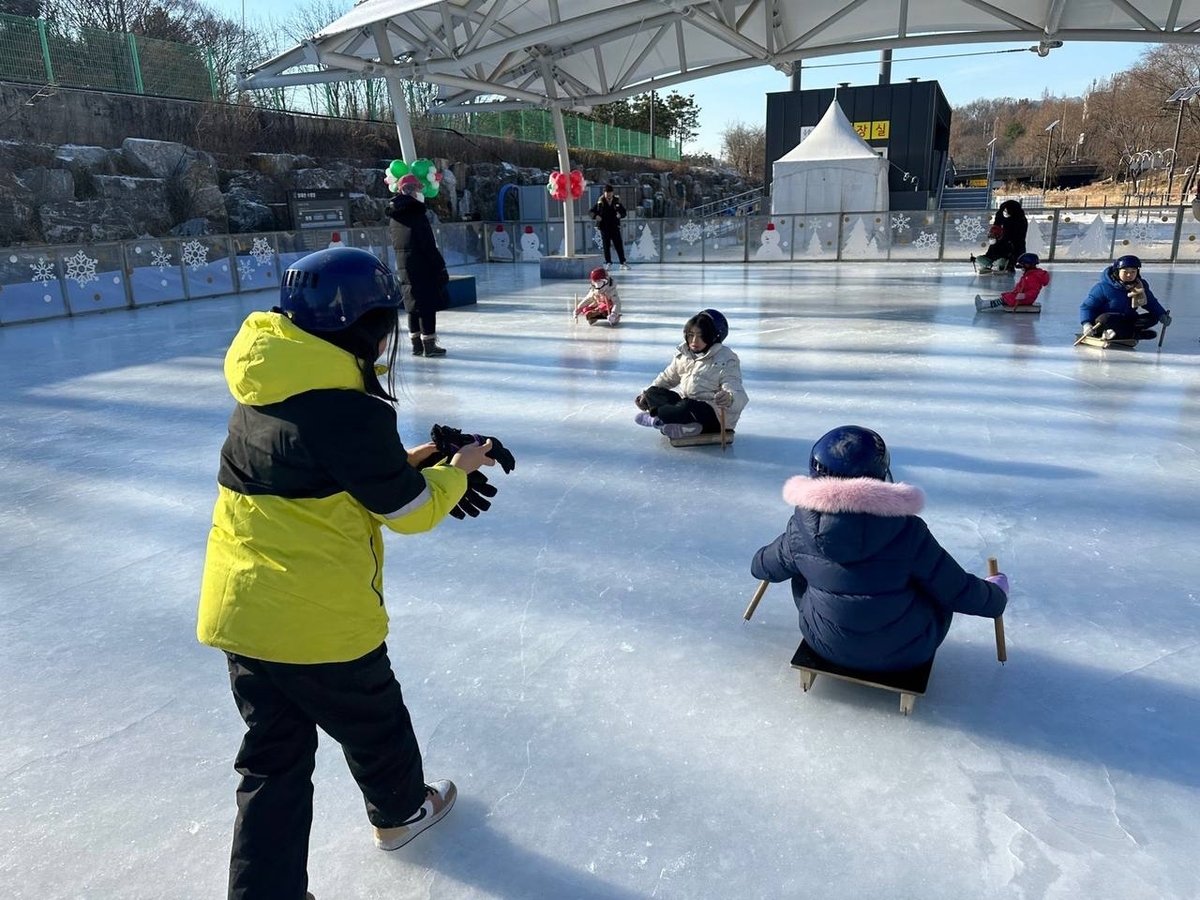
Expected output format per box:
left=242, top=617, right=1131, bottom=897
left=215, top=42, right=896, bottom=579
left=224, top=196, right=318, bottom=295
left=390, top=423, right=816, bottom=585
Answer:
left=449, top=470, right=498, bottom=519
left=431, top=424, right=516, bottom=474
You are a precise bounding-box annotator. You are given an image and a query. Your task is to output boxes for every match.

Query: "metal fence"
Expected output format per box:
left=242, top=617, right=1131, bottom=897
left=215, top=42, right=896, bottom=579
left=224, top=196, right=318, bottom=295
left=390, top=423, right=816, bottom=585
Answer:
left=0, top=14, right=676, bottom=159
left=0, top=13, right=214, bottom=100
left=4, top=206, right=1198, bottom=327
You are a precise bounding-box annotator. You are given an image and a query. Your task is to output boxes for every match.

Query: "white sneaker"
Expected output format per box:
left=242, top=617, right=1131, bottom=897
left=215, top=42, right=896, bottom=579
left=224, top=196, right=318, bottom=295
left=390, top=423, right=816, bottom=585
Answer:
left=607, top=312, right=620, bottom=325
left=620, top=263, right=630, bottom=271
left=373, top=780, right=457, bottom=851
left=1102, top=329, right=1117, bottom=341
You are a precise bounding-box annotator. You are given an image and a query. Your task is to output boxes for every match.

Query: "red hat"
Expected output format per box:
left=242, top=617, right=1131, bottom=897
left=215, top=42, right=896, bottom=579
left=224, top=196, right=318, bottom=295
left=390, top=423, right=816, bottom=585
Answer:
left=398, top=174, right=422, bottom=193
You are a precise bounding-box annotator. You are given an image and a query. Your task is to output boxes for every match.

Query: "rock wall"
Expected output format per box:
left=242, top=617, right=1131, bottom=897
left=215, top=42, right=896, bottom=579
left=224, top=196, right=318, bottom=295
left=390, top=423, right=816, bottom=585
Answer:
left=0, top=82, right=759, bottom=247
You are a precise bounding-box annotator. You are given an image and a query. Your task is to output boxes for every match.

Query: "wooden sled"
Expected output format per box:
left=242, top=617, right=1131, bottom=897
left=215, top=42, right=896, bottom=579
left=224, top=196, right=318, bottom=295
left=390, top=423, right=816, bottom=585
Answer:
left=1075, top=333, right=1138, bottom=350
left=1003, top=302, right=1041, bottom=314
left=791, top=640, right=933, bottom=715
left=668, top=429, right=734, bottom=448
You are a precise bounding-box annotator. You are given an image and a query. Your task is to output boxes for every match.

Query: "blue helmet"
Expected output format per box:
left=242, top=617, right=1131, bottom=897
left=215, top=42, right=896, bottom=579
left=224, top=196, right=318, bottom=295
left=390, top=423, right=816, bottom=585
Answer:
left=279, top=247, right=401, bottom=332
left=809, top=425, right=892, bottom=481
left=698, top=308, right=729, bottom=343
left=1015, top=252, right=1039, bottom=268
left=1113, top=254, right=1141, bottom=271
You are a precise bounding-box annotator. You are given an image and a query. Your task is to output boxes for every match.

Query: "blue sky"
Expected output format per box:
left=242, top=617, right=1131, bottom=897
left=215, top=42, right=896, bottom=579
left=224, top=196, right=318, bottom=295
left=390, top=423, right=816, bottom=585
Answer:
left=208, top=0, right=1153, bottom=159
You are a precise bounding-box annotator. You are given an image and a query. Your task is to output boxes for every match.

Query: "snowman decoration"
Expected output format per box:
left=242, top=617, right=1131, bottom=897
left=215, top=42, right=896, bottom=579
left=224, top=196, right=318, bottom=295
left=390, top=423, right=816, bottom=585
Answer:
left=755, top=222, right=785, bottom=260
left=519, top=225, right=542, bottom=262
left=490, top=225, right=513, bottom=260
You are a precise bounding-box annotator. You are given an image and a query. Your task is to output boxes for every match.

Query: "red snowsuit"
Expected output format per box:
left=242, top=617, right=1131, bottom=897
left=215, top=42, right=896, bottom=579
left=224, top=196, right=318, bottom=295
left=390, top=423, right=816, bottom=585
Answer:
left=1000, top=267, right=1050, bottom=308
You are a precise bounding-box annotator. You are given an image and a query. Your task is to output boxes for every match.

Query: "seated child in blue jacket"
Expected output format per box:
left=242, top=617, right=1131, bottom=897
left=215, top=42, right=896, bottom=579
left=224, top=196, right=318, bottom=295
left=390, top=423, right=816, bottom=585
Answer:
left=1080, top=254, right=1171, bottom=340
left=750, top=425, right=1008, bottom=672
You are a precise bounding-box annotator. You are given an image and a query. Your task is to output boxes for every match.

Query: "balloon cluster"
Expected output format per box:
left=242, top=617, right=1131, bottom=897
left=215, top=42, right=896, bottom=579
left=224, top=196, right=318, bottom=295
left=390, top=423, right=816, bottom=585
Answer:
left=547, top=169, right=586, bottom=201
left=385, top=158, right=443, bottom=197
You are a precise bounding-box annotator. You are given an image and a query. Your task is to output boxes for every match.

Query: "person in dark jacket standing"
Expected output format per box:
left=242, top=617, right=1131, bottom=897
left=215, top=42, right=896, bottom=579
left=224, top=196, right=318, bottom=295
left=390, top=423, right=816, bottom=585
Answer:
left=750, top=425, right=1008, bottom=672
left=589, top=184, right=629, bottom=269
left=388, top=174, right=450, bottom=357
left=199, top=247, right=499, bottom=900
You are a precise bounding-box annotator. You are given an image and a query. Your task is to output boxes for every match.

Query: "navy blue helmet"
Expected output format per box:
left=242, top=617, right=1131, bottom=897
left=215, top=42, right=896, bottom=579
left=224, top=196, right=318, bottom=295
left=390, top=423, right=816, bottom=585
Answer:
left=279, top=247, right=401, bottom=332
left=809, top=425, right=892, bottom=481
left=698, top=308, right=729, bottom=343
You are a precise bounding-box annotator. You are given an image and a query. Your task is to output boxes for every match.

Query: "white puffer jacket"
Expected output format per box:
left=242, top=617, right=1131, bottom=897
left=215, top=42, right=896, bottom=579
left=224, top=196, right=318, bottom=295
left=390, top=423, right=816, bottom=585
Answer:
left=651, top=342, right=749, bottom=428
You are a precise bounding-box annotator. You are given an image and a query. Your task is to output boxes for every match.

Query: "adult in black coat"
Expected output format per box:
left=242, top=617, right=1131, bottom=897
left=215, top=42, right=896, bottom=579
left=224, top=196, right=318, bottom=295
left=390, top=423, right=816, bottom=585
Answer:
left=388, top=175, right=450, bottom=357
left=977, top=199, right=1028, bottom=273
left=589, top=184, right=628, bottom=268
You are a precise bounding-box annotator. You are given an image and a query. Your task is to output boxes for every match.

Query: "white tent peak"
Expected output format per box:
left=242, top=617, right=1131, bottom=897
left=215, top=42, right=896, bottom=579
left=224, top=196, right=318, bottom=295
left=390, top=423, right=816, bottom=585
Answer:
left=779, top=100, right=879, bottom=162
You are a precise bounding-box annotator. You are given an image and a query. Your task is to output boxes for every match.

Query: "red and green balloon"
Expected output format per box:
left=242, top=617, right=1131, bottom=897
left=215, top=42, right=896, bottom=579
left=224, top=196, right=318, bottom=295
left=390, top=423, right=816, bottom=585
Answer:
left=385, top=158, right=442, bottom=197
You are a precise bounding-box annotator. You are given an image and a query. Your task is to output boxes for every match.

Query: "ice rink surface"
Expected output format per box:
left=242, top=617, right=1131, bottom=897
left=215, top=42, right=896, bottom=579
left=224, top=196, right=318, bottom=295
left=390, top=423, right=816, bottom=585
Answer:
left=1, top=260, right=1198, bottom=900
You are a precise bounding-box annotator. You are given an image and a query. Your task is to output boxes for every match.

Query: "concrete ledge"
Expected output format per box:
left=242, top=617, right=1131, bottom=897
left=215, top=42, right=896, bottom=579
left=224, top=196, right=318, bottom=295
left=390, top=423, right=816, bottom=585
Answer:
left=539, top=254, right=604, bottom=280
left=446, top=274, right=477, bottom=308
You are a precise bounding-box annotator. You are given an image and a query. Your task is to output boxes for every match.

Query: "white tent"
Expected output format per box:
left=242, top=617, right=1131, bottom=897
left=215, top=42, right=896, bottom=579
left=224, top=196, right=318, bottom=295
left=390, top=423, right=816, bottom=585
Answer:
left=771, top=101, right=889, bottom=215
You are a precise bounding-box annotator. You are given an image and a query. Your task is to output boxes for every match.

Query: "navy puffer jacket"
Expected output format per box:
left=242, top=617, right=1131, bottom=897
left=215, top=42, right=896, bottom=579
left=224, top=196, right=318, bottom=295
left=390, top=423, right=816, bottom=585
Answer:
left=751, top=476, right=1006, bottom=672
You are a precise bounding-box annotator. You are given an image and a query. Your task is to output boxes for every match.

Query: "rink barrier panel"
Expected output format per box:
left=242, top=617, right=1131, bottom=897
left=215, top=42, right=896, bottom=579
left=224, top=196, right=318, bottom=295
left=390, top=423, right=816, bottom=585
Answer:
left=3, top=207, right=1198, bottom=326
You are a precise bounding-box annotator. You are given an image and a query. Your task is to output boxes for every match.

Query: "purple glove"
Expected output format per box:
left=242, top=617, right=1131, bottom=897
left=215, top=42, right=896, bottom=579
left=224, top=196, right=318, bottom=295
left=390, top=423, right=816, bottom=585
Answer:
left=985, top=573, right=1010, bottom=595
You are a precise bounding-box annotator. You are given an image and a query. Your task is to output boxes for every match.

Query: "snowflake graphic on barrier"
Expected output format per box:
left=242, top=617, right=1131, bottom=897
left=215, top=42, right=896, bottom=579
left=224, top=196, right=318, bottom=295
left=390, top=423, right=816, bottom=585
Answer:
left=680, top=221, right=703, bottom=245
left=891, top=213, right=911, bottom=232
left=181, top=240, right=208, bottom=271
left=913, top=232, right=940, bottom=251
left=238, top=259, right=254, bottom=283
left=1124, top=221, right=1155, bottom=245
left=590, top=227, right=603, bottom=250
left=63, top=250, right=98, bottom=288
left=703, top=220, right=722, bottom=238
left=954, top=216, right=987, bottom=243
left=250, top=237, right=273, bottom=266
left=151, top=247, right=173, bottom=270
left=30, top=258, right=55, bottom=283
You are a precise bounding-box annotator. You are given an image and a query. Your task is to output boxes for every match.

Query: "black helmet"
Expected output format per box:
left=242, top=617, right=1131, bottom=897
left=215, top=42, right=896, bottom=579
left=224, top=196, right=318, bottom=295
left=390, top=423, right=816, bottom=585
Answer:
left=1113, top=254, right=1142, bottom=271
left=279, top=247, right=401, bottom=332
left=809, top=426, right=892, bottom=481
left=1015, top=252, right=1039, bottom=268
left=698, top=308, right=729, bottom=343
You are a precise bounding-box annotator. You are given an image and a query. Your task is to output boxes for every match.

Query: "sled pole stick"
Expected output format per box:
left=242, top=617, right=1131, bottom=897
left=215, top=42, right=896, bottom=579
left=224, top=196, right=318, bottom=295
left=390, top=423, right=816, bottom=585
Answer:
left=1158, top=309, right=1169, bottom=348
left=743, top=580, right=769, bottom=622
left=719, top=406, right=727, bottom=453
left=1073, top=322, right=1100, bottom=347
left=572, top=293, right=578, bottom=321
left=988, top=557, right=1007, bottom=664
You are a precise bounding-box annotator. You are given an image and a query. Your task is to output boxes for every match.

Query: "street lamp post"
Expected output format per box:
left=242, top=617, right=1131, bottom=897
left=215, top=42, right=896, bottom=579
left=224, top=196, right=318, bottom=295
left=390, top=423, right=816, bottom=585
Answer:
left=1042, top=119, right=1060, bottom=194
left=1164, top=86, right=1200, bottom=204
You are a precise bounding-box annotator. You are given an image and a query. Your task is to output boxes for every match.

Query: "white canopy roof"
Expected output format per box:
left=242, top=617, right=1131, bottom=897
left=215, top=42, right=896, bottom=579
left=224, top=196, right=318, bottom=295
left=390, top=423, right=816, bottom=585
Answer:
left=239, top=1, right=1200, bottom=111
left=778, top=101, right=879, bottom=162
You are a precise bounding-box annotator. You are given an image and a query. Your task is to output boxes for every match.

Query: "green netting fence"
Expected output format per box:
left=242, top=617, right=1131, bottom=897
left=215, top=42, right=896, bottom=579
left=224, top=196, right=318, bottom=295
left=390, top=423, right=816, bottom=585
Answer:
left=437, top=109, right=680, bottom=160
left=0, top=13, right=214, bottom=100
left=0, top=13, right=678, bottom=159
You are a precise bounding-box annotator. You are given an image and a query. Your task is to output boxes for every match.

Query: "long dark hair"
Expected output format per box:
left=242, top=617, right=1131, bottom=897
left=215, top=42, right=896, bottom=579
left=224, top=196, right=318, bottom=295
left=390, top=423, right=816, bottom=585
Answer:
left=317, top=306, right=402, bottom=400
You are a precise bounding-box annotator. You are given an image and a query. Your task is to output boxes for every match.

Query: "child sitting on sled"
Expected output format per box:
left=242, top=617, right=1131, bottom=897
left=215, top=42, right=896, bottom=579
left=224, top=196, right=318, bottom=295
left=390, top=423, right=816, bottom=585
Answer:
left=971, top=199, right=1028, bottom=274
left=975, top=253, right=1050, bottom=311
left=634, top=308, right=748, bottom=440
left=750, top=425, right=1008, bottom=673
left=574, top=267, right=621, bottom=325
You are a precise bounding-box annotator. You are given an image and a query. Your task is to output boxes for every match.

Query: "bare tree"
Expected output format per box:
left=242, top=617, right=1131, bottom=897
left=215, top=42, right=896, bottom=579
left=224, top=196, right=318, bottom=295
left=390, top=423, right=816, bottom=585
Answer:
left=721, top=121, right=765, bottom=179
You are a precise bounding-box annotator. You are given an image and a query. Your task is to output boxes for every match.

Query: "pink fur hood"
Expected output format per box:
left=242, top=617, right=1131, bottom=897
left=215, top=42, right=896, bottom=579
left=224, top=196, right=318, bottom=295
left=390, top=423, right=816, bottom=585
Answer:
left=783, top=476, right=925, bottom=517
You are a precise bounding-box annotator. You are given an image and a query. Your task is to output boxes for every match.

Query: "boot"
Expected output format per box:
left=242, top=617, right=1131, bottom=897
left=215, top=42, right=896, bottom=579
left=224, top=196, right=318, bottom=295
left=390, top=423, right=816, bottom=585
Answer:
left=374, top=781, right=457, bottom=851
left=421, top=335, right=447, bottom=357
left=660, top=422, right=703, bottom=439
left=410, top=336, right=424, bottom=357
